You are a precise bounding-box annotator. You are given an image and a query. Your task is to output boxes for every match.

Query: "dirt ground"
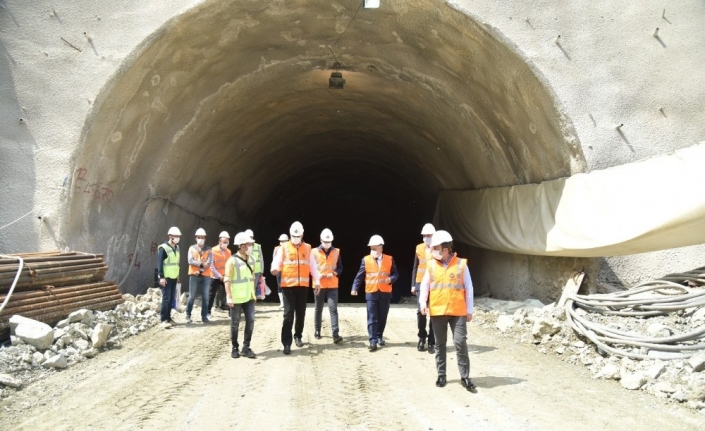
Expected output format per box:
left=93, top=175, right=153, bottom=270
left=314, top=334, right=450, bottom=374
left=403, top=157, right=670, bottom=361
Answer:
left=1, top=303, right=703, bottom=431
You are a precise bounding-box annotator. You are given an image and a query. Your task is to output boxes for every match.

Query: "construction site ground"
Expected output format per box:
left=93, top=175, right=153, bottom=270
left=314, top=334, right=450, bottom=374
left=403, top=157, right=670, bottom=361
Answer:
left=2, top=303, right=702, bottom=431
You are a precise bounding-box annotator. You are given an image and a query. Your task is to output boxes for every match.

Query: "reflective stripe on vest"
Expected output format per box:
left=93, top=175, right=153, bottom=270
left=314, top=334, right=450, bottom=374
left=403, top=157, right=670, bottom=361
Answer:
left=211, top=247, right=231, bottom=278
left=188, top=245, right=213, bottom=277
left=428, top=255, right=467, bottom=317
left=415, top=243, right=432, bottom=283
left=281, top=242, right=311, bottom=287
left=364, top=254, right=393, bottom=293
left=314, top=248, right=339, bottom=289
left=252, top=243, right=263, bottom=274
left=159, top=243, right=180, bottom=279
left=226, top=255, right=255, bottom=304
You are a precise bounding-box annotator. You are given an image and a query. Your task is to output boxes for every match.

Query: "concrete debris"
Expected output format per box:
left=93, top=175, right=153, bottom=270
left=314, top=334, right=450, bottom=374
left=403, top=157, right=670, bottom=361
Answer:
left=0, top=373, right=22, bottom=388
left=471, top=294, right=705, bottom=411
left=0, top=287, right=167, bottom=390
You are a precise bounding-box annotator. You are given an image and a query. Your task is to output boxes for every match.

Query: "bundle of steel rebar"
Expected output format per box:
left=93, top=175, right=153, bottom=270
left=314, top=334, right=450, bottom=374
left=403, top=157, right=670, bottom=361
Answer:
left=0, top=251, right=123, bottom=330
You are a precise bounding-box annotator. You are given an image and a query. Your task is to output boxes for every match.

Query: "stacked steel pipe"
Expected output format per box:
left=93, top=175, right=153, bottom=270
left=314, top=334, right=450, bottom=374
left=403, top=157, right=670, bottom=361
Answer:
left=0, top=251, right=124, bottom=331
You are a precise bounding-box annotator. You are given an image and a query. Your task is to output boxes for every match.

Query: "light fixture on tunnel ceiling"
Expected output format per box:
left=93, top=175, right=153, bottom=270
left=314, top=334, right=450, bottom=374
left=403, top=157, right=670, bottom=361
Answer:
left=363, top=0, right=380, bottom=8
left=329, top=71, right=345, bottom=89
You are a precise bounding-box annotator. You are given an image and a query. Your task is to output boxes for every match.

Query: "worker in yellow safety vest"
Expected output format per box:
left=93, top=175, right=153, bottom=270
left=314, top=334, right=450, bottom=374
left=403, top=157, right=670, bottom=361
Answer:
left=351, top=235, right=399, bottom=351
left=225, top=232, right=257, bottom=359
left=244, top=229, right=266, bottom=299
left=420, top=230, right=477, bottom=392
left=411, top=223, right=436, bottom=354
left=157, top=226, right=181, bottom=328
left=312, top=228, right=344, bottom=344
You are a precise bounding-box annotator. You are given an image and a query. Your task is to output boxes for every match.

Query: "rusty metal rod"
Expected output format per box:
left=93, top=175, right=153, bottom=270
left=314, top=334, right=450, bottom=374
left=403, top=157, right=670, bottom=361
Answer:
left=0, top=290, right=122, bottom=315
left=0, top=298, right=125, bottom=329
left=0, top=263, right=107, bottom=280
left=0, top=258, right=104, bottom=274
left=0, top=286, right=118, bottom=309
left=0, top=292, right=124, bottom=319
left=0, top=282, right=115, bottom=301
left=1, top=269, right=107, bottom=290
left=0, top=253, right=103, bottom=265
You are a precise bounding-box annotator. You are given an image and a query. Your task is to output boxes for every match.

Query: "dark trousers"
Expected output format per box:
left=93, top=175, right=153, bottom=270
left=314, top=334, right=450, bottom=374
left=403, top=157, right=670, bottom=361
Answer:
left=231, top=300, right=255, bottom=350
left=366, top=292, right=391, bottom=343
left=431, top=315, right=470, bottom=378
left=208, top=278, right=226, bottom=313
left=281, top=287, right=308, bottom=347
left=417, top=310, right=435, bottom=344
left=160, top=278, right=177, bottom=322
left=314, top=289, right=339, bottom=336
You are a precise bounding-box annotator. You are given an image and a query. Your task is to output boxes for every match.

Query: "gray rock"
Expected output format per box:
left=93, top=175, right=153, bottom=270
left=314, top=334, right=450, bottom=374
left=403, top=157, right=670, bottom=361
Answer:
left=122, top=293, right=137, bottom=303
left=596, top=363, right=621, bottom=380
left=55, top=318, right=70, bottom=328
left=21, top=353, right=32, bottom=363
left=573, top=341, right=586, bottom=348
left=496, top=315, right=515, bottom=333
left=73, top=339, right=90, bottom=350
left=0, top=374, right=22, bottom=388
left=620, top=372, right=647, bottom=390
left=81, top=349, right=97, bottom=358
left=10, top=335, right=25, bottom=346
left=129, top=326, right=139, bottom=335
left=691, top=307, right=705, bottom=325
left=672, top=387, right=688, bottom=402
left=687, top=375, right=705, bottom=401
left=532, top=317, right=561, bottom=337
left=555, top=346, right=565, bottom=355
left=647, top=362, right=667, bottom=380
left=687, top=352, right=705, bottom=372
left=12, top=316, right=54, bottom=350
left=31, top=352, right=44, bottom=365
left=143, top=310, right=156, bottom=318
left=137, top=302, right=152, bottom=313
left=653, top=381, right=676, bottom=393
left=70, top=324, right=90, bottom=340
left=67, top=309, right=94, bottom=324
left=91, top=323, right=112, bottom=349
left=646, top=323, right=672, bottom=338
left=53, top=328, right=67, bottom=340
left=42, top=354, right=67, bottom=369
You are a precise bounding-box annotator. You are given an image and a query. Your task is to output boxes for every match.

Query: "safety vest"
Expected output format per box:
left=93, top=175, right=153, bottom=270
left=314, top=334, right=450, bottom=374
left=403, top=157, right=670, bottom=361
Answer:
left=313, top=248, right=339, bottom=289
left=364, top=254, right=393, bottom=293
left=280, top=241, right=311, bottom=287
left=225, top=254, right=255, bottom=304
left=415, top=243, right=432, bottom=283
left=158, top=243, right=180, bottom=279
left=428, top=254, right=468, bottom=317
left=211, top=246, right=231, bottom=279
left=188, top=245, right=213, bottom=277
left=252, top=242, right=263, bottom=274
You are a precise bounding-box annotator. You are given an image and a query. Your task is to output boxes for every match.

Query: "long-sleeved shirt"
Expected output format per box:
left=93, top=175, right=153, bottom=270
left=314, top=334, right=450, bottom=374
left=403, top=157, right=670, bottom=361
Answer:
left=351, top=254, right=399, bottom=299
left=270, top=242, right=321, bottom=284
left=156, top=241, right=179, bottom=279
left=419, top=254, right=474, bottom=314
left=210, top=246, right=231, bottom=279
left=188, top=244, right=213, bottom=269
left=316, top=245, right=343, bottom=276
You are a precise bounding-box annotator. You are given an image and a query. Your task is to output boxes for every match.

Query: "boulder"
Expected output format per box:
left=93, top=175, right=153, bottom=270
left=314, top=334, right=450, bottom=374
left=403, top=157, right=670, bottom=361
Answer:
left=73, top=339, right=90, bottom=350
left=91, top=323, right=112, bottom=349
left=532, top=317, right=561, bottom=337
left=0, top=374, right=22, bottom=388
left=42, top=354, right=67, bottom=369
left=11, top=316, right=54, bottom=350
left=496, top=315, right=515, bottom=333
left=687, top=352, right=705, bottom=372
left=67, top=309, right=94, bottom=324
left=620, top=371, right=647, bottom=390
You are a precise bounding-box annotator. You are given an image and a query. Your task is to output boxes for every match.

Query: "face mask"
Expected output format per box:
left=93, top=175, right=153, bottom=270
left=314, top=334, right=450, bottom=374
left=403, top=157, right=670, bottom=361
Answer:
left=220, top=243, right=228, bottom=250
left=197, top=239, right=205, bottom=247
left=423, top=237, right=432, bottom=246
left=291, top=237, right=302, bottom=245
left=432, top=249, right=443, bottom=260
left=322, top=242, right=332, bottom=250
left=370, top=250, right=380, bottom=258
left=246, top=245, right=253, bottom=255
left=172, top=237, right=180, bottom=245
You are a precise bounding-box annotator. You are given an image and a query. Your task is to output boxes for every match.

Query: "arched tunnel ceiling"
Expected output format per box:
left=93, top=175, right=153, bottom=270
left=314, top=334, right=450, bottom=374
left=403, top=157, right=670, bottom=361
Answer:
left=68, top=0, right=584, bottom=244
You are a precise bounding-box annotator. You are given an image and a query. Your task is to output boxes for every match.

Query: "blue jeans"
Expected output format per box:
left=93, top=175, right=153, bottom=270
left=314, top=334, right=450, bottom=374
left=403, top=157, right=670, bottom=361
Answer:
left=160, top=278, right=177, bottom=322
left=231, top=300, right=255, bottom=350
left=187, top=275, right=209, bottom=320
left=366, top=292, right=391, bottom=343
left=314, top=289, right=339, bottom=336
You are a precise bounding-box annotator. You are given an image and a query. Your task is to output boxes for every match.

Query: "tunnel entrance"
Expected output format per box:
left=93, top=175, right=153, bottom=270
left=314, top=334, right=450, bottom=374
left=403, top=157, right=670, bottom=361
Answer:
left=65, top=0, right=584, bottom=298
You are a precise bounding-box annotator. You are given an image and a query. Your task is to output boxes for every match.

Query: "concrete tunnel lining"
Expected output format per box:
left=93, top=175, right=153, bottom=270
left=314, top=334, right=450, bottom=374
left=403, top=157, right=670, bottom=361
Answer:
left=64, top=0, right=585, bottom=298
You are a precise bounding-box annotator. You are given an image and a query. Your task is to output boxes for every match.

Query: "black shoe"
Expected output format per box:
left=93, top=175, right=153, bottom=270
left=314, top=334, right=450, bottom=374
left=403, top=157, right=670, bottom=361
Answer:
left=461, top=378, right=477, bottom=393
left=378, top=337, right=386, bottom=346
left=202, top=318, right=210, bottom=324
left=333, top=335, right=343, bottom=344
left=417, top=339, right=425, bottom=352
left=294, top=337, right=304, bottom=348
left=314, top=330, right=322, bottom=340
left=242, top=348, right=256, bottom=359
left=283, top=345, right=291, bottom=355
left=436, top=375, right=447, bottom=387
left=231, top=348, right=240, bottom=359
left=428, top=344, right=435, bottom=354
left=368, top=342, right=378, bottom=352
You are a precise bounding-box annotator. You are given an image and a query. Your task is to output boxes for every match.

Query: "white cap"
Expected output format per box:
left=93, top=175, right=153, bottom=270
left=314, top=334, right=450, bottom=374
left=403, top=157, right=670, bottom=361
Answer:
left=278, top=234, right=289, bottom=242
left=195, top=228, right=206, bottom=236
left=320, top=228, right=334, bottom=242
left=421, top=223, right=436, bottom=235
left=367, top=235, right=384, bottom=246
left=219, top=231, right=230, bottom=239
left=168, top=226, right=182, bottom=236
left=431, top=230, right=453, bottom=247
left=234, top=232, right=254, bottom=246
left=245, top=229, right=254, bottom=238
left=290, top=221, right=304, bottom=236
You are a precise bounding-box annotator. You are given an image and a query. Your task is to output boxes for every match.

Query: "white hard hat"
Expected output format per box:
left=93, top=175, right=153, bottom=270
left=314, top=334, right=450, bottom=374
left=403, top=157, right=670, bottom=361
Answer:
left=320, top=228, right=334, bottom=242
left=431, top=230, right=453, bottom=247
left=367, top=235, right=384, bottom=246
left=234, top=232, right=254, bottom=246
left=167, top=226, right=181, bottom=236
left=278, top=234, right=289, bottom=241
left=219, top=231, right=230, bottom=239
left=421, top=223, right=436, bottom=235
left=290, top=221, right=304, bottom=236
left=195, top=228, right=206, bottom=236
left=245, top=229, right=254, bottom=238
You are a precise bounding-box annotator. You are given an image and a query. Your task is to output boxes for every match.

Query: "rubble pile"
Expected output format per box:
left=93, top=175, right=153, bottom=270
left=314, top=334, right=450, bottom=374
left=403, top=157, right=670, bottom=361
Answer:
left=0, top=288, right=164, bottom=395
left=473, top=294, right=705, bottom=412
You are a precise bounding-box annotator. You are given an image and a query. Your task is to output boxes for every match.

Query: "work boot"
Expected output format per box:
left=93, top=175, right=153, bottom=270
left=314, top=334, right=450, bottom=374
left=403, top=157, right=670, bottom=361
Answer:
left=461, top=378, right=477, bottom=393
left=231, top=348, right=240, bottom=359
left=417, top=339, right=425, bottom=352
left=435, top=375, right=447, bottom=387
left=314, top=330, right=322, bottom=339
left=428, top=344, right=435, bottom=354
left=368, top=342, right=378, bottom=352
left=294, top=337, right=304, bottom=348
left=333, top=335, right=343, bottom=344
left=283, top=345, right=291, bottom=355
left=378, top=336, right=385, bottom=346
left=242, top=348, right=256, bottom=359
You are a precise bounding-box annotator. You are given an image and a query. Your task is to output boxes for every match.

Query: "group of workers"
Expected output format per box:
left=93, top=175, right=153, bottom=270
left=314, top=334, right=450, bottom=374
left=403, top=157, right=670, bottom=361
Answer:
left=156, top=221, right=477, bottom=392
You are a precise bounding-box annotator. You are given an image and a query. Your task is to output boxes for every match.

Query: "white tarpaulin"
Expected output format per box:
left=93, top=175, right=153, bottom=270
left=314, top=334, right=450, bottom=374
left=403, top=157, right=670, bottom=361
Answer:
left=436, top=142, right=705, bottom=257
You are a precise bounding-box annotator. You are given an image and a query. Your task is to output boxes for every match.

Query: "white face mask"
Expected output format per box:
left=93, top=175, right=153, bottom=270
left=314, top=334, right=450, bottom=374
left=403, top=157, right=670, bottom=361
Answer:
left=322, top=242, right=332, bottom=250
left=197, top=239, right=205, bottom=247
left=291, top=237, right=302, bottom=245
left=220, top=243, right=228, bottom=250
left=246, top=245, right=253, bottom=255
left=423, top=237, right=432, bottom=246
left=172, top=237, right=180, bottom=245
left=370, top=250, right=380, bottom=258
left=432, top=249, right=443, bottom=260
